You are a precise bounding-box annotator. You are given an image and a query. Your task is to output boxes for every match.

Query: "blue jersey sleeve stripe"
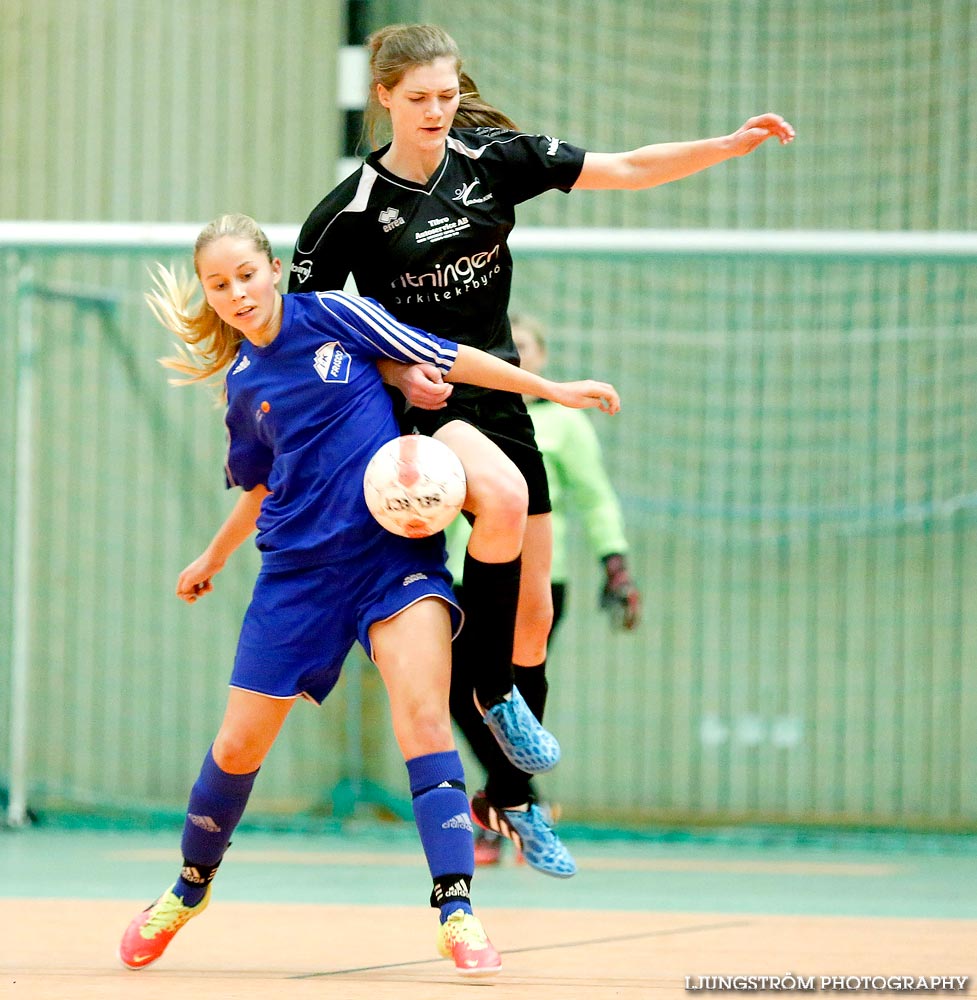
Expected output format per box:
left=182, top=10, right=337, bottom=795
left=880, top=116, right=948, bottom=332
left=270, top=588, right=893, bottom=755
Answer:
left=316, top=291, right=458, bottom=371
left=223, top=413, right=240, bottom=488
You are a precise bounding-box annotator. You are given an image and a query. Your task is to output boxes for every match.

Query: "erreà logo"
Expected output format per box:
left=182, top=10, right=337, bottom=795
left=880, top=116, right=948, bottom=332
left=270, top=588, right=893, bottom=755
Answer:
left=379, top=207, right=405, bottom=233
left=314, top=342, right=351, bottom=384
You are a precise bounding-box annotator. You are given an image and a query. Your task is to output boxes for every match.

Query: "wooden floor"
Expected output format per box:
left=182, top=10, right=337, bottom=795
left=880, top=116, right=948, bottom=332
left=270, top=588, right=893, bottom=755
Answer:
left=2, top=825, right=975, bottom=998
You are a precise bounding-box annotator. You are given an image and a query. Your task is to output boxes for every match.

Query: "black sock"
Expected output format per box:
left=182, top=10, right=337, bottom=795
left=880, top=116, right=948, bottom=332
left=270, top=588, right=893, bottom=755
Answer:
left=450, top=621, right=531, bottom=808
left=513, top=661, right=548, bottom=724
left=450, top=570, right=532, bottom=810
left=458, top=552, right=520, bottom=707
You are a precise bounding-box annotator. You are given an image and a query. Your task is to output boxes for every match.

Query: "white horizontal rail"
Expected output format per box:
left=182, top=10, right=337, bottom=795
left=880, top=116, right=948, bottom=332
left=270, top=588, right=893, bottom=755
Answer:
left=0, top=221, right=299, bottom=251
left=2, top=222, right=977, bottom=258
left=511, top=228, right=977, bottom=257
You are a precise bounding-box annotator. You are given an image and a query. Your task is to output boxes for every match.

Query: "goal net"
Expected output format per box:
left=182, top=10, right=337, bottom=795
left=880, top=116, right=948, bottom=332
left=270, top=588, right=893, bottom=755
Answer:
left=2, top=223, right=976, bottom=829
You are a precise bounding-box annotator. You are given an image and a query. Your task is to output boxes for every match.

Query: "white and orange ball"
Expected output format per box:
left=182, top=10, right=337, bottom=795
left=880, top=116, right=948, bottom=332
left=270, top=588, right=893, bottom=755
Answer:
left=363, top=434, right=467, bottom=538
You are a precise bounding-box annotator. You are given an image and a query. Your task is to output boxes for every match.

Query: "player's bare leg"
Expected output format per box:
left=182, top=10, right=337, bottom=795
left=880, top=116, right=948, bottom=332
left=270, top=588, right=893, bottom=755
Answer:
left=513, top=511, right=554, bottom=684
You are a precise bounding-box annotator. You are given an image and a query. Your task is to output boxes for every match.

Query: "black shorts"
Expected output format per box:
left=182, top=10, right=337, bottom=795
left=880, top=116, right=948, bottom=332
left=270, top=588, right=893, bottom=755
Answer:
left=403, top=389, right=552, bottom=516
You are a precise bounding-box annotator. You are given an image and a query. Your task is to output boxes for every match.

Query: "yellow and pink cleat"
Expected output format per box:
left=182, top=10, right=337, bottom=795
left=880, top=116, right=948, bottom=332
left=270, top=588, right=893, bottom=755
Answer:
left=436, top=910, right=502, bottom=977
left=118, top=884, right=211, bottom=970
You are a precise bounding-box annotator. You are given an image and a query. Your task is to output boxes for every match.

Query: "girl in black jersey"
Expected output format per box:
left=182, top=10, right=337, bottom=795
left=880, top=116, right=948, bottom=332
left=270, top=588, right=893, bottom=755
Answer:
left=290, top=23, right=795, bottom=878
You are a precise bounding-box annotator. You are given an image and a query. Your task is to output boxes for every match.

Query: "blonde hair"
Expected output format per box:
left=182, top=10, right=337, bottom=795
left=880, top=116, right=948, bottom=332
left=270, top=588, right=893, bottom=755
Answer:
left=363, top=23, right=517, bottom=149
left=146, top=213, right=274, bottom=386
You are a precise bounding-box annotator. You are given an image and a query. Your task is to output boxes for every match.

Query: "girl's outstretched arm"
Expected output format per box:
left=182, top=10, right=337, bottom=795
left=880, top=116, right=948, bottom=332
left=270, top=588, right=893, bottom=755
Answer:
left=575, top=112, right=795, bottom=191
left=446, top=345, right=620, bottom=414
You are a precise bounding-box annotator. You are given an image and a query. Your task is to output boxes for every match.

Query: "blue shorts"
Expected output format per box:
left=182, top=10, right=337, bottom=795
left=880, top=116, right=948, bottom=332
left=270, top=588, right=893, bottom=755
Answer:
left=230, top=533, right=462, bottom=704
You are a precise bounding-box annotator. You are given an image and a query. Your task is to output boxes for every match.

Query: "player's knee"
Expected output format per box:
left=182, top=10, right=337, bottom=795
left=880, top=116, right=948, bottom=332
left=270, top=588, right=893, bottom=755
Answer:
left=473, top=469, right=527, bottom=535
left=515, top=620, right=550, bottom=661
left=519, top=577, right=554, bottom=628
left=406, top=711, right=455, bottom=756
left=212, top=731, right=265, bottom=774
left=515, top=590, right=553, bottom=655
left=521, top=607, right=552, bottom=645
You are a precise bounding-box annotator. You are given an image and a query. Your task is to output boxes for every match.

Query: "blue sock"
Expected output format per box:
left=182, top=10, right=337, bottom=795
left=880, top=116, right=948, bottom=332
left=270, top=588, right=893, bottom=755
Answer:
left=175, top=746, right=259, bottom=906
left=406, top=750, right=475, bottom=923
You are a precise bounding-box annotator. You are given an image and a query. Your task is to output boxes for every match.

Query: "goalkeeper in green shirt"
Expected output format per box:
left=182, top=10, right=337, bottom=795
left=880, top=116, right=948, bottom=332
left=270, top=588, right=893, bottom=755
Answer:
left=446, top=313, right=641, bottom=865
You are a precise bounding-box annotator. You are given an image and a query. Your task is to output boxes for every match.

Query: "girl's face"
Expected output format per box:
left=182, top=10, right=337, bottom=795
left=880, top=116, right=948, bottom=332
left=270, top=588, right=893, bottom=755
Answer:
left=378, top=57, right=460, bottom=153
left=197, top=236, right=282, bottom=344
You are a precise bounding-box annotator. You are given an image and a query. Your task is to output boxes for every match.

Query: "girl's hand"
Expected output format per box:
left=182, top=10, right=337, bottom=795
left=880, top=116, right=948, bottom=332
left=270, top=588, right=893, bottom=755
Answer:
left=404, top=363, right=454, bottom=409
left=176, top=553, right=224, bottom=603
left=549, top=380, right=620, bottom=414
left=381, top=361, right=454, bottom=409
left=728, top=113, right=796, bottom=155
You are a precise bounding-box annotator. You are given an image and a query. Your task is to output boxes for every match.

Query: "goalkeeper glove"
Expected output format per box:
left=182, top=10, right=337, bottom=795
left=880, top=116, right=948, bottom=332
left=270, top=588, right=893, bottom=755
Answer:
left=599, top=553, right=640, bottom=631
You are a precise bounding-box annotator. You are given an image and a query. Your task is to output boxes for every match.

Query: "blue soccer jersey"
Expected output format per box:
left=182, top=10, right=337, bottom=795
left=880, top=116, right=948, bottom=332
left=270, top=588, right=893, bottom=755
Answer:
left=224, top=290, right=458, bottom=570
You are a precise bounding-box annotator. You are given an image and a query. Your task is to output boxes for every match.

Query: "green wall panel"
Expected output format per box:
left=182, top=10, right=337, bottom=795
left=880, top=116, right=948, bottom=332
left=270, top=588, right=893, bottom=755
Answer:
left=0, top=0, right=342, bottom=223
left=2, top=1, right=977, bottom=830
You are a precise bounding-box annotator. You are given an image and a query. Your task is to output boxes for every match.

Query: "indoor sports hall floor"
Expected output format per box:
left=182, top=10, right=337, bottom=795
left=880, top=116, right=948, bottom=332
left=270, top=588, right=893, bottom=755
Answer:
left=2, top=820, right=975, bottom=998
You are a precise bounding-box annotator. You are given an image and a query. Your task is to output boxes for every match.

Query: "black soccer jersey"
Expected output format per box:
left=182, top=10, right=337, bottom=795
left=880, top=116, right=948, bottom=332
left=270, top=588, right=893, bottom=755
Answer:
left=289, top=128, right=585, bottom=400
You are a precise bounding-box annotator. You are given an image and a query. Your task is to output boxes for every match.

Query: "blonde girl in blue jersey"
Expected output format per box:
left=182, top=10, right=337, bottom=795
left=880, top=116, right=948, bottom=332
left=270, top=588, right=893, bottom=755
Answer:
left=117, top=214, right=619, bottom=978
left=290, top=23, right=794, bottom=879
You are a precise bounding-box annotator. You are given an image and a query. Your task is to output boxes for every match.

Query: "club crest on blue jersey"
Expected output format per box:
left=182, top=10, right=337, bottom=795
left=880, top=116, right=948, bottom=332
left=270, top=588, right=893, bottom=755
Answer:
left=313, top=342, right=351, bottom=384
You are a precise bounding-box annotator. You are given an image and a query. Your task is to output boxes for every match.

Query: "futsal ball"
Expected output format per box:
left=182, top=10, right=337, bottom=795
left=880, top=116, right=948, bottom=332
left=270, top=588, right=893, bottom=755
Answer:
left=363, top=434, right=467, bottom=538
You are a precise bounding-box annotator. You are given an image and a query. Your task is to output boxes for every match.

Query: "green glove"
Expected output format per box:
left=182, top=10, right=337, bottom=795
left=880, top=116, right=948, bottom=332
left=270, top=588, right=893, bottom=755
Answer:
left=599, top=553, right=640, bottom=631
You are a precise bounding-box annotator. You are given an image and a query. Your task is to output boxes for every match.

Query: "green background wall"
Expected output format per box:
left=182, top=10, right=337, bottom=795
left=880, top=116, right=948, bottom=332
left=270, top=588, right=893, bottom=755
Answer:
left=2, top=0, right=976, bottom=829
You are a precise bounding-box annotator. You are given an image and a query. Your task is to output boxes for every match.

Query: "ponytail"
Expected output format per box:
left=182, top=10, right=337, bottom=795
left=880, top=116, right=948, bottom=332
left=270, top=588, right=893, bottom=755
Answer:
left=454, top=72, right=518, bottom=130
